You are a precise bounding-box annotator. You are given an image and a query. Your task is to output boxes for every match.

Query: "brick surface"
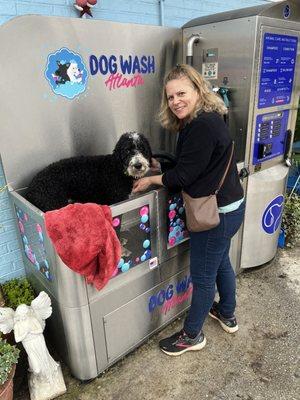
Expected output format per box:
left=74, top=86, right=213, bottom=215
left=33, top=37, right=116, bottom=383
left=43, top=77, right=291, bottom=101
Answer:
left=7, top=239, right=21, bottom=252
left=0, top=1, right=268, bottom=27
left=0, top=1, right=16, bottom=15
left=0, top=244, right=8, bottom=256
left=0, top=162, right=25, bottom=281
left=16, top=3, right=53, bottom=15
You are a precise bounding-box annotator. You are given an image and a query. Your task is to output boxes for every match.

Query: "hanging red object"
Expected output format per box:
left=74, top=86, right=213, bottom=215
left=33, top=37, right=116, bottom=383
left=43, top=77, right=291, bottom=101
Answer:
left=74, top=0, right=98, bottom=18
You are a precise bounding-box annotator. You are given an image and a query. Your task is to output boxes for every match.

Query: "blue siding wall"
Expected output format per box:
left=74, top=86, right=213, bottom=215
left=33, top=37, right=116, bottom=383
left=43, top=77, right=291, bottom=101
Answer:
left=0, top=0, right=268, bottom=282
left=0, top=161, right=24, bottom=283
left=0, top=0, right=270, bottom=26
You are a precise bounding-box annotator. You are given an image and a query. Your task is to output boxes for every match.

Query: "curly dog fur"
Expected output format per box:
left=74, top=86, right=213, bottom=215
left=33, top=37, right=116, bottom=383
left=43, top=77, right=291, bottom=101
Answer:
left=25, top=132, right=152, bottom=212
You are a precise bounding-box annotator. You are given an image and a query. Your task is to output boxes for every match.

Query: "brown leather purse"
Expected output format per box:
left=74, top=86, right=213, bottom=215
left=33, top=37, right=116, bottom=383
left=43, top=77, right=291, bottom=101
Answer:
left=182, top=142, right=234, bottom=232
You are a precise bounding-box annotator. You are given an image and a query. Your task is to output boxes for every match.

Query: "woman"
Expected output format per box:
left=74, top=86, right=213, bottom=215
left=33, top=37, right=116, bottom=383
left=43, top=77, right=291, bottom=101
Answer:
left=133, top=64, right=245, bottom=356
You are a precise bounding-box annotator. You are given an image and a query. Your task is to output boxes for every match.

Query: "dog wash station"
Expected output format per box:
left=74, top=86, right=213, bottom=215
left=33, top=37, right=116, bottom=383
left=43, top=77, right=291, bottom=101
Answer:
left=0, top=1, right=299, bottom=380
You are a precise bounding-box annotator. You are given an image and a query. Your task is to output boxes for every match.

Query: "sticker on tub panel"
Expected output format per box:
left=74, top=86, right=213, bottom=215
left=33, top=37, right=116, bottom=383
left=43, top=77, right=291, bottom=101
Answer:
left=167, top=194, right=189, bottom=247
left=114, top=204, right=152, bottom=275
left=14, top=206, right=53, bottom=281
left=149, top=257, right=158, bottom=270
left=262, top=195, right=284, bottom=234
left=45, top=48, right=88, bottom=99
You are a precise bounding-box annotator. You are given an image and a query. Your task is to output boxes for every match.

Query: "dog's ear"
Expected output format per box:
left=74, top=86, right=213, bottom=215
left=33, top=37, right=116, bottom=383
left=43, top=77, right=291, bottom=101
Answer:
left=141, top=134, right=153, bottom=161
left=57, top=60, right=61, bottom=66
left=113, top=134, right=126, bottom=166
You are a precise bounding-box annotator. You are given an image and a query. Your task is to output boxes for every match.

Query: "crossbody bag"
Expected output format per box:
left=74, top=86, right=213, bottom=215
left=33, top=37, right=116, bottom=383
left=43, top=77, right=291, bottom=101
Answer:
left=182, top=141, right=234, bottom=232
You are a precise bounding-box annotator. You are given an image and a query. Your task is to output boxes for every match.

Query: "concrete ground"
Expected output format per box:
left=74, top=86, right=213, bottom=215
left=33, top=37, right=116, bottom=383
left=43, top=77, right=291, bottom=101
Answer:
left=15, top=245, right=300, bottom=400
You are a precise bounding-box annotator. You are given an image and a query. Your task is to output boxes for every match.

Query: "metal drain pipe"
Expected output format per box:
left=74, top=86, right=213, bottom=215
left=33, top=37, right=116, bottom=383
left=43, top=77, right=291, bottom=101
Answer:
left=186, top=34, right=200, bottom=65
left=159, top=0, right=165, bottom=26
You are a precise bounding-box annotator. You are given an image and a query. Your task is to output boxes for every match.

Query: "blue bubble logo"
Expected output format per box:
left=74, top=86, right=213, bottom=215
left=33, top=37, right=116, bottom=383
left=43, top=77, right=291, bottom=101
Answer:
left=262, top=195, right=284, bottom=234
left=45, top=48, right=88, bottom=99
left=283, top=4, right=290, bottom=19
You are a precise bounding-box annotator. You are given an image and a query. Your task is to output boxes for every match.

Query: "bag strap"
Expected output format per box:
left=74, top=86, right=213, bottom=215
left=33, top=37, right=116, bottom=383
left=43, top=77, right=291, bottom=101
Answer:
left=215, top=141, right=235, bottom=194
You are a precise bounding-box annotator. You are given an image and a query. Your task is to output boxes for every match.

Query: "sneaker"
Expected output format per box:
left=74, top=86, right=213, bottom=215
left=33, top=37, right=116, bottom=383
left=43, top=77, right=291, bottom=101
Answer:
left=209, top=301, right=238, bottom=333
left=159, top=329, right=206, bottom=356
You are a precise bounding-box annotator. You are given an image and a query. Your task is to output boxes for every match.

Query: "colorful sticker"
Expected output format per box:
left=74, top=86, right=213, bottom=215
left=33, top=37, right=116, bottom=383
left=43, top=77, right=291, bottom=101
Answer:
left=15, top=206, right=53, bottom=281
left=167, top=194, right=189, bottom=247
left=45, top=48, right=88, bottom=99
left=113, top=204, right=152, bottom=275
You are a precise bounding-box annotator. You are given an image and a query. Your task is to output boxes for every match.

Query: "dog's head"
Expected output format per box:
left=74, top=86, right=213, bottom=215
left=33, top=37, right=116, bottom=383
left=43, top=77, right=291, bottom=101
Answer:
left=54, top=61, right=70, bottom=83
left=67, top=62, right=81, bottom=80
left=113, top=132, right=152, bottom=178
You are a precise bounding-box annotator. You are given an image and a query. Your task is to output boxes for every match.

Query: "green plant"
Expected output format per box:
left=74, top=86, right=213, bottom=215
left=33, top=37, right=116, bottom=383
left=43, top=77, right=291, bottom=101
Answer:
left=281, top=192, right=300, bottom=248
left=294, top=100, right=300, bottom=143
left=0, top=338, right=19, bottom=385
left=1, top=278, right=35, bottom=309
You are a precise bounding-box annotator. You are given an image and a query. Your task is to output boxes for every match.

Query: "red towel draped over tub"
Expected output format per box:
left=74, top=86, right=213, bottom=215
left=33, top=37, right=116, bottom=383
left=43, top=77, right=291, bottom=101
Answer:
left=45, top=203, right=121, bottom=290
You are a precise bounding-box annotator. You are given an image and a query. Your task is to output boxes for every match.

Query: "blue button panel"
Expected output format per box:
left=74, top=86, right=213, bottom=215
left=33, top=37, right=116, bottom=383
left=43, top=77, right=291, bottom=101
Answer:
left=258, top=33, right=298, bottom=109
left=253, top=110, right=289, bottom=165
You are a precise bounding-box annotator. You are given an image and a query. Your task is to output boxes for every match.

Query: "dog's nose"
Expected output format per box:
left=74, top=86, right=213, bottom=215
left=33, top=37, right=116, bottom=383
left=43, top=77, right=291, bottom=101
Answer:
left=134, top=162, right=142, bottom=170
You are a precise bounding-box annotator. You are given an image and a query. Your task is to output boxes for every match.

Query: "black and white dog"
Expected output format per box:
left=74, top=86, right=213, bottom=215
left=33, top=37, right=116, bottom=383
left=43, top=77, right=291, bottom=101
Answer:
left=25, top=132, right=152, bottom=212
left=52, top=61, right=83, bottom=85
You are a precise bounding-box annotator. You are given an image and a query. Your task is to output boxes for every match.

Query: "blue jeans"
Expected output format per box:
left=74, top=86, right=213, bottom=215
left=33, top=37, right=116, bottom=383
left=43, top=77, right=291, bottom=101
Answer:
left=183, top=201, right=246, bottom=336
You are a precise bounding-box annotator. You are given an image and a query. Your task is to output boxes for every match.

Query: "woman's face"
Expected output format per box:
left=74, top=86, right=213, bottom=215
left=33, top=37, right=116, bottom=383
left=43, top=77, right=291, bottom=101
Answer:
left=166, top=77, right=199, bottom=120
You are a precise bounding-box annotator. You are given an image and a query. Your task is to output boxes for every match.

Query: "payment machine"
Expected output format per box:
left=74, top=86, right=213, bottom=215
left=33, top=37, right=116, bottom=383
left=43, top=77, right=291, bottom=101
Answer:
left=182, top=0, right=300, bottom=268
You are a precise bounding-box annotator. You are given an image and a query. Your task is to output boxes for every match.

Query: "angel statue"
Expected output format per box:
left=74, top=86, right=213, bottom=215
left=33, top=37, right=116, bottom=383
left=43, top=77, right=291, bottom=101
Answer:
left=0, top=291, right=66, bottom=400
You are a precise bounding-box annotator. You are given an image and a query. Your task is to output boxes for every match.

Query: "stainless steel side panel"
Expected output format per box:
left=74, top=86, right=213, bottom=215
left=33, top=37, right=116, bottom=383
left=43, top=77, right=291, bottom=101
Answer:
left=159, top=250, right=190, bottom=282
left=183, top=0, right=300, bottom=28
left=88, top=264, right=161, bottom=373
left=10, top=189, right=89, bottom=307
left=99, top=268, right=191, bottom=366
left=55, top=303, right=98, bottom=381
left=182, top=17, right=258, bottom=163
left=240, top=164, right=288, bottom=269
left=11, top=266, right=97, bottom=380
left=229, top=161, right=246, bottom=274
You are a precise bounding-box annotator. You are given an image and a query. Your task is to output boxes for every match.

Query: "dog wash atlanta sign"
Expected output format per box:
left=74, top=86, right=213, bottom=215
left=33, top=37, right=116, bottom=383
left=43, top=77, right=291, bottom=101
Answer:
left=45, top=47, right=155, bottom=99
left=89, top=53, right=155, bottom=90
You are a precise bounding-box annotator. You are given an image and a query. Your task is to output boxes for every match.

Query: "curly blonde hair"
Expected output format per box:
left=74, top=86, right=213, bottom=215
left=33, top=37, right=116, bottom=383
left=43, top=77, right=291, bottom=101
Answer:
left=158, top=64, right=228, bottom=133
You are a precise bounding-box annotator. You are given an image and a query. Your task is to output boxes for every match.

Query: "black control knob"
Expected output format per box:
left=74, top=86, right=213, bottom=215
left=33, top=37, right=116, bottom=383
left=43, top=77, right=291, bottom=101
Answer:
left=239, top=167, right=249, bottom=181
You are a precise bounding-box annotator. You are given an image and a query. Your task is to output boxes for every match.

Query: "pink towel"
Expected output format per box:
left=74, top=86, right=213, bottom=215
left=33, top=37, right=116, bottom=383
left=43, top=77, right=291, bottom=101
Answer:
left=45, top=203, right=121, bottom=290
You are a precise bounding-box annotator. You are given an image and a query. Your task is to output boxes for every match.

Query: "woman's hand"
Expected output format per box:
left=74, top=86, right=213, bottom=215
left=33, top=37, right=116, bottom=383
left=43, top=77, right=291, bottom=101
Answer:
left=132, top=177, right=152, bottom=193
left=132, top=175, right=163, bottom=193
left=150, top=157, right=161, bottom=173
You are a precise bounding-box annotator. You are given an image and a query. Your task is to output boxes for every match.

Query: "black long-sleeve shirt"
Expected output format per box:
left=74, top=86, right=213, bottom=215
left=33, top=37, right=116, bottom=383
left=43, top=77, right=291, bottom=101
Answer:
left=162, top=112, right=243, bottom=207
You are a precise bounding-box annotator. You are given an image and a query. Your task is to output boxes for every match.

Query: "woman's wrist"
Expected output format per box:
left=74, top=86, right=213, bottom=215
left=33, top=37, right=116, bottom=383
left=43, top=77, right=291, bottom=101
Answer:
left=149, top=174, right=163, bottom=186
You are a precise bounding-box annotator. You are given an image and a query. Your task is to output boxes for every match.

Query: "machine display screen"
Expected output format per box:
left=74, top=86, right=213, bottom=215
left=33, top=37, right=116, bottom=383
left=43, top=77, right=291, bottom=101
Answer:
left=258, top=32, right=298, bottom=109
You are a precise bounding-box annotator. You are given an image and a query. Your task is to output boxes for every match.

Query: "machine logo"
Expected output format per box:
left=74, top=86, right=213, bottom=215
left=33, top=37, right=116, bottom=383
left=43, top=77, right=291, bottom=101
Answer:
left=45, top=48, right=88, bottom=99
left=262, top=195, right=284, bottom=234
left=283, top=4, right=291, bottom=19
